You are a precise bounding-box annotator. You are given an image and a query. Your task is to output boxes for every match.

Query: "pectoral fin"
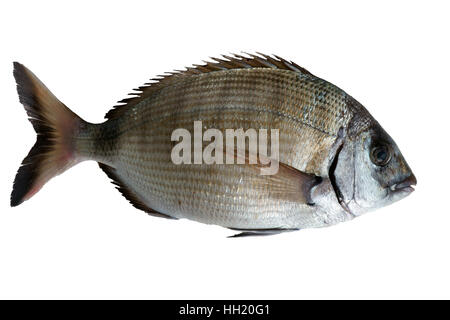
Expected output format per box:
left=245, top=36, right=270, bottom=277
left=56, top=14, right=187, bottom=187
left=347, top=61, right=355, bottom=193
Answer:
left=260, top=161, right=323, bottom=205
left=225, top=148, right=323, bottom=205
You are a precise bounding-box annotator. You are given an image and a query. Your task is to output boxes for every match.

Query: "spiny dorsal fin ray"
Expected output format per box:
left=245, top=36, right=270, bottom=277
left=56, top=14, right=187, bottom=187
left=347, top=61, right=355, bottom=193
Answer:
left=104, top=53, right=313, bottom=120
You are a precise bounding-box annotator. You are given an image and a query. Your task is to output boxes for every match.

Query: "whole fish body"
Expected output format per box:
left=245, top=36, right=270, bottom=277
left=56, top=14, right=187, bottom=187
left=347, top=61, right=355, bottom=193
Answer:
left=11, top=54, right=416, bottom=236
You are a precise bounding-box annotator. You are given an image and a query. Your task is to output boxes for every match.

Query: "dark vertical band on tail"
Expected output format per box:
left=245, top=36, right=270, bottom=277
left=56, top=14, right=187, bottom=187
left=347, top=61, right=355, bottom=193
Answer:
left=11, top=62, right=83, bottom=206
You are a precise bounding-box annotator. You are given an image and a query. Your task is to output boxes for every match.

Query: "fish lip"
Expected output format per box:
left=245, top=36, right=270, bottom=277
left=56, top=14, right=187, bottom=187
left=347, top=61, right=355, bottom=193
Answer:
left=393, top=185, right=415, bottom=193
left=389, top=174, right=417, bottom=193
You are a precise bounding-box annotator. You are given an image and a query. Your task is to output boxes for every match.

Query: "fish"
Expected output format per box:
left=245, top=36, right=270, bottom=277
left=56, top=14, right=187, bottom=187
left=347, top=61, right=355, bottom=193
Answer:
left=10, top=53, right=416, bottom=236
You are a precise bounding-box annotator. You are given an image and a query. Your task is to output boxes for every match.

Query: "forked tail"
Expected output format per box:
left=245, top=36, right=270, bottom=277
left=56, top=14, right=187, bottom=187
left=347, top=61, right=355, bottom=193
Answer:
left=11, top=62, right=85, bottom=206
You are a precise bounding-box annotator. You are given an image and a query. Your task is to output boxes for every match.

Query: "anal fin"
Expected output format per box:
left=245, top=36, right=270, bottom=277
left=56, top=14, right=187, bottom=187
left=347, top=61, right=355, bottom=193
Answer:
left=98, top=163, right=177, bottom=220
left=228, top=228, right=299, bottom=238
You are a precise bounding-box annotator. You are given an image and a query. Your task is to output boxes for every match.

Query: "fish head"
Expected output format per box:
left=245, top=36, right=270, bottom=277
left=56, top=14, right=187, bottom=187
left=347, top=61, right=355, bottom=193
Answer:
left=333, top=122, right=416, bottom=217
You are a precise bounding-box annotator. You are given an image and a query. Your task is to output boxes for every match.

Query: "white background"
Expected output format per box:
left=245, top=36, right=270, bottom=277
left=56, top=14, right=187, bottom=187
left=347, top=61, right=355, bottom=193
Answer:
left=0, top=0, right=448, bottom=299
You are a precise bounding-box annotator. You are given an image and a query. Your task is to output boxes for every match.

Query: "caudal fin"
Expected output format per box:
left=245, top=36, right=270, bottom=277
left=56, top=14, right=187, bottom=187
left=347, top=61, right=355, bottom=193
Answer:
left=11, top=62, right=84, bottom=206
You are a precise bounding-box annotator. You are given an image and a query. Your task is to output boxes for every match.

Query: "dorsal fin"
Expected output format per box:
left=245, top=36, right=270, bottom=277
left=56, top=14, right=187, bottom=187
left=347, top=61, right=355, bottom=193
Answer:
left=105, top=53, right=313, bottom=120
left=98, top=163, right=177, bottom=220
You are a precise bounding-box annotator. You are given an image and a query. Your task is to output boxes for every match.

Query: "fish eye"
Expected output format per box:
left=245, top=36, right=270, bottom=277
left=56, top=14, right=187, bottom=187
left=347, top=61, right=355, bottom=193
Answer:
left=370, top=145, right=391, bottom=166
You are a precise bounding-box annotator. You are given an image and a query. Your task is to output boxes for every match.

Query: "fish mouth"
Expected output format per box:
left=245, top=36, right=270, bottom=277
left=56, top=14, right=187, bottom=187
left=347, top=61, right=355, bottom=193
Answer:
left=389, top=174, right=417, bottom=193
